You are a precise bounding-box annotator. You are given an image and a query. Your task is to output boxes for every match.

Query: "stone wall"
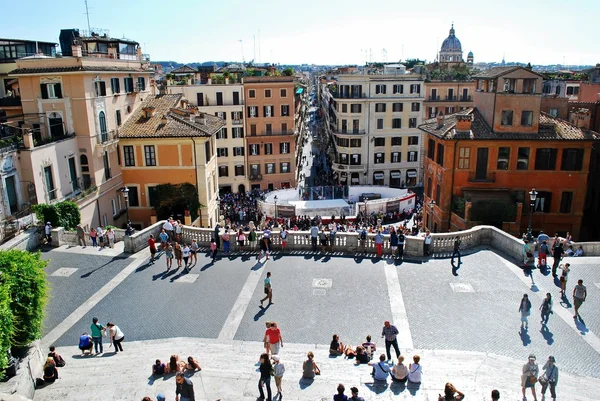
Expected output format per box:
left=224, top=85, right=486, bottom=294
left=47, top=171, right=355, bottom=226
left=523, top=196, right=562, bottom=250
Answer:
left=49, top=227, right=127, bottom=247
left=0, top=341, right=44, bottom=401
left=124, top=220, right=166, bottom=253
left=0, top=228, right=42, bottom=252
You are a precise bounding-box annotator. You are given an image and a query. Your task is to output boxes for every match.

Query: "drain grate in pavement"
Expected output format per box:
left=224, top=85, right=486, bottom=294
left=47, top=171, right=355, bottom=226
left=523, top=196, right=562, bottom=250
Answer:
left=312, top=278, right=332, bottom=288
left=312, top=289, right=327, bottom=296
left=51, top=268, right=78, bottom=277
left=175, top=274, right=199, bottom=283
left=449, top=282, right=475, bottom=293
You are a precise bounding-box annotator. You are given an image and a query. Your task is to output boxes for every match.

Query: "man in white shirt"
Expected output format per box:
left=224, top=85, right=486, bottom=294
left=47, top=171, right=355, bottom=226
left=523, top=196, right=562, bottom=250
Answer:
left=45, top=222, right=52, bottom=244
left=310, top=223, right=319, bottom=251
left=162, top=219, right=174, bottom=241
left=96, top=226, right=105, bottom=248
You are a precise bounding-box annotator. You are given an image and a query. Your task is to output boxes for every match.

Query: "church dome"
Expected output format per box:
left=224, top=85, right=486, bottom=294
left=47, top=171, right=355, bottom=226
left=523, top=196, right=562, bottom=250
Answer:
left=468, top=51, right=473, bottom=57
left=440, top=24, right=462, bottom=52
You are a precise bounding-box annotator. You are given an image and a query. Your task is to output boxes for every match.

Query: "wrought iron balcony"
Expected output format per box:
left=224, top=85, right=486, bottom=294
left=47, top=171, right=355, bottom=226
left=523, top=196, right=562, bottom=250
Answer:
left=249, top=174, right=263, bottom=182
left=95, top=130, right=119, bottom=147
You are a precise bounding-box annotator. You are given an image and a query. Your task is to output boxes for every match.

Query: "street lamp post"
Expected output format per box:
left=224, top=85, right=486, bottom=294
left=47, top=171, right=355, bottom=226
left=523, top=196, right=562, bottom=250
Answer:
left=428, top=199, right=436, bottom=230
left=120, top=187, right=132, bottom=236
left=526, top=188, right=538, bottom=242
left=274, top=195, right=278, bottom=219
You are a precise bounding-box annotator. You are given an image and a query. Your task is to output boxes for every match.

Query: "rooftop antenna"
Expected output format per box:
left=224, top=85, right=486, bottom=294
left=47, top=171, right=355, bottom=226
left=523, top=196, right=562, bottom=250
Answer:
left=253, top=35, right=256, bottom=62
left=84, top=0, right=92, bottom=33
left=382, top=48, right=387, bottom=63
left=258, top=29, right=261, bottom=64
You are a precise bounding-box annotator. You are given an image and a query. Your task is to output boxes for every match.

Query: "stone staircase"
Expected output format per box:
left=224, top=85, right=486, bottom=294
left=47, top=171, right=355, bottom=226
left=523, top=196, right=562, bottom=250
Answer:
left=33, top=338, right=600, bottom=401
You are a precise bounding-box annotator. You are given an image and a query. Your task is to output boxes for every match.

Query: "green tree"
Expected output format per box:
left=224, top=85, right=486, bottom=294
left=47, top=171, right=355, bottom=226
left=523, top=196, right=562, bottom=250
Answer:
left=0, top=251, right=48, bottom=353
left=32, top=200, right=81, bottom=230
left=403, top=58, right=426, bottom=69
left=0, top=285, right=13, bottom=370
left=150, top=183, right=200, bottom=221
left=282, top=68, right=294, bottom=76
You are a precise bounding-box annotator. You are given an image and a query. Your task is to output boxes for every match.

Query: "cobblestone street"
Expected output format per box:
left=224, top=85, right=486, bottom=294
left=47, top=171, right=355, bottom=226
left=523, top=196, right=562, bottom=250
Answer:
left=37, top=244, right=600, bottom=400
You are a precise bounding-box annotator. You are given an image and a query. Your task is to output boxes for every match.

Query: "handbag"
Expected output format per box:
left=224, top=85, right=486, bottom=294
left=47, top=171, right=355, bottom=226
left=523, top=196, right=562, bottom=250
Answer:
left=528, top=375, right=538, bottom=385
left=538, top=375, right=548, bottom=385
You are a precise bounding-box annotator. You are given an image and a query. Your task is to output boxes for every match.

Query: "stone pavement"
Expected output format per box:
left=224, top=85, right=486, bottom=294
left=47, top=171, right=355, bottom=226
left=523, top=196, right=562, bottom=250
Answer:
left=33, top=338, right=600, bottom=401
left=33, top=244, right=600, bottom=400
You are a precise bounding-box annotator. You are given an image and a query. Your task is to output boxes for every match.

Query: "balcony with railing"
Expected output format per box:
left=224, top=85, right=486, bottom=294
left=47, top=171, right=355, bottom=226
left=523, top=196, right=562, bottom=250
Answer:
left=333, top=129, right=366, bottom=136
left=95, top=129, right=119, bottom=147
left=425, top=95, right=441, bottom=102
left=0, top=96, right=22, bottom=107
left=249, top=174, right=263, bottom=182
left=232, top=119, right=243, bottom=125
left=332, top=163, right=365, bottom=172
left=330, top=91, right=367, bottom=99
left=260, top=130, right=295, bottom=137
left=468, top=171, right=496, bottom=183
left=22, top=131, right=76, bottom=150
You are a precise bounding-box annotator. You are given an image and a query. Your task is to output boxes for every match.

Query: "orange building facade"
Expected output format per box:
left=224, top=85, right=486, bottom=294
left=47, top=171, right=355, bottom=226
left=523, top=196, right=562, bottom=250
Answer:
left=420, top=67, right=600, bottom=239
left=243, top=76, right=296, bottom=190
left=119, top=94, right=224, bottom=228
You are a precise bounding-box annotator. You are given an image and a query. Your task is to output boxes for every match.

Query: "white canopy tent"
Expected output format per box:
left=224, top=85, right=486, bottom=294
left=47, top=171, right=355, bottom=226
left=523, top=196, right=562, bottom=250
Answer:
left=290, top=199, right=352, bottom=217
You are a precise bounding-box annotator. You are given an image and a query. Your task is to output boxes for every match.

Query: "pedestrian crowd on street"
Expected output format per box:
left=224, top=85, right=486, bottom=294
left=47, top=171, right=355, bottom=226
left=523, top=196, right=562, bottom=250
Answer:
left=218, top=189, right=266, bottom=224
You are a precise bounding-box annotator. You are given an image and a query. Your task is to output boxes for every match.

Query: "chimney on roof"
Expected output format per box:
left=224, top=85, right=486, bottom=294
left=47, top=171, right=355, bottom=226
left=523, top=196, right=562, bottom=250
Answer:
left=71, top=44, right=82, bottom=58
left=160, top=115, right=167, bottom=124
left=436, top=111, right=445, bottom=129
left=456, top=114, right=472, bottom=132
left=198, top=113, right=206, bottom=125
left=142, top=106, right=156, bottom=119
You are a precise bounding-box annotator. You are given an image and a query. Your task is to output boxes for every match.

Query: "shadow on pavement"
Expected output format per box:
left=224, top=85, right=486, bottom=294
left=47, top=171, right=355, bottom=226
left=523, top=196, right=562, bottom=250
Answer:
left=80, top=255, right=130, bottom=278
left=365, top=381, right=389, bottom=394
left=519, top=326, right=531, bottom=346
left=253, top=303, right=272, bottom=321
left=298, top=377, right=314, bottom=389
left=390, top=381, right=407, bottom=395
left=540, top=323, right=554, bottom=345
left=406, top=381, right=421, bottom=395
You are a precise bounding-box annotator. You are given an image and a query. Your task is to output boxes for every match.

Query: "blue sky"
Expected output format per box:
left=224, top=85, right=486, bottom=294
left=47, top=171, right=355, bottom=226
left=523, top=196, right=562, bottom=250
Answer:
left=2, top=0, right=598, bottom=66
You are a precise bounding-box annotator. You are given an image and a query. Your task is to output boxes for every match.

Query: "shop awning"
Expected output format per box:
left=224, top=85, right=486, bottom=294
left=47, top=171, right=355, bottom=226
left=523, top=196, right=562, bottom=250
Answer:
left=374, top=172, right=385, bottom=179
left=390, top=171, right=401, bottom=179
left=407, top=170, right=417, bottom=178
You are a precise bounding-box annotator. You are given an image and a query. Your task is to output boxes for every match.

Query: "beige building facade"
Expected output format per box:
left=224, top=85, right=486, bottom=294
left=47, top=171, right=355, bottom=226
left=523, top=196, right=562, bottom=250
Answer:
left=8, top=39, right=152, bottom=228
left=323, top=71, right=425, bottom=188
left=168, top=82, right=248, bottom=193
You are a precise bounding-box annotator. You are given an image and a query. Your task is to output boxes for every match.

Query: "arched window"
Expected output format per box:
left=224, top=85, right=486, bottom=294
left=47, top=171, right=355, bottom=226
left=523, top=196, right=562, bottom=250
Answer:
left=99, top=111, right=107, bottom=142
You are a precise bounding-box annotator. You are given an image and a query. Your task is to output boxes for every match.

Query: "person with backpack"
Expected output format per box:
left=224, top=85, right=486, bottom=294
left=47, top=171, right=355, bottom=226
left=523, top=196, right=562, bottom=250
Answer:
left=48, top=346, right=65, bottom=367
left=368, top=354, right=390, bottom=381
left=90, top=317, right=106, bottom=354
left=538, top=240, right=550, bottom=269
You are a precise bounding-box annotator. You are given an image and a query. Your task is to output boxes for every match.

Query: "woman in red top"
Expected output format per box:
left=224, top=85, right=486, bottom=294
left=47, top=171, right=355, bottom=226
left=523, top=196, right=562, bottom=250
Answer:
left=148, top=234, right=157, bottom=264
left=264, top=322, right=283, bottom=355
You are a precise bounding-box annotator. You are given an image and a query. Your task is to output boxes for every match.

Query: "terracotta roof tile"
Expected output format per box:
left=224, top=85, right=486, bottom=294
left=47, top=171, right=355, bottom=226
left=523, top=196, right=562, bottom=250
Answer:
left=418, top=108, right=600, bottom=141
left=170, top=65, right=197, bottom=74
left=9, top=66, right=153, bottom=75
left=119, top=94, right=224, bottom=139
left=472, top=66, right=544, bottom=79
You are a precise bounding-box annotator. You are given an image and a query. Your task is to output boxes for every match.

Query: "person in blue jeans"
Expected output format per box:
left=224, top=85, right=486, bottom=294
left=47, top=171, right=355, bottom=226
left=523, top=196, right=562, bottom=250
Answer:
left=90, top=317, right=105, bottom=354
left=451, top=236, right=461, bottom=265
left=258, top=353, right=273, bottom=401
